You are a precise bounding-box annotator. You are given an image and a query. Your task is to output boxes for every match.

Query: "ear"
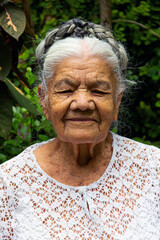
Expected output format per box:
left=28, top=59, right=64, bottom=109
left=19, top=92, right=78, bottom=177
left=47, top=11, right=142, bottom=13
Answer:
left=113, top=91, right=124, bottom=121
left=37, top=85, right=50, bottom=120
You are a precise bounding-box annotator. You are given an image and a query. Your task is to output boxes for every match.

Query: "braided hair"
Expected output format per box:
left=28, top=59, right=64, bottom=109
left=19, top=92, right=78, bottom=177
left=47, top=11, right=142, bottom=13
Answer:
left=36, top=18, right=128, bottom=95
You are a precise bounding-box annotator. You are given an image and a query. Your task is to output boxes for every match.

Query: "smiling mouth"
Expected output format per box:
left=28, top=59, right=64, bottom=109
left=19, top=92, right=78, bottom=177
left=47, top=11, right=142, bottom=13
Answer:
left=66, top=118, right=97, bottom=122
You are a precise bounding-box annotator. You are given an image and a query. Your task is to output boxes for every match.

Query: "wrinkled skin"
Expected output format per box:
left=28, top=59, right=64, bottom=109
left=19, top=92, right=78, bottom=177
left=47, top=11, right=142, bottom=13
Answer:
left=35, top=55, right=123, bottom=186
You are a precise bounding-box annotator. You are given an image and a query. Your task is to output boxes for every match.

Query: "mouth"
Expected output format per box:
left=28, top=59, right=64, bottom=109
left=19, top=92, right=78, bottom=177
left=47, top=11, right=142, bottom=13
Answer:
left=66, top=118, right=97, bottom=122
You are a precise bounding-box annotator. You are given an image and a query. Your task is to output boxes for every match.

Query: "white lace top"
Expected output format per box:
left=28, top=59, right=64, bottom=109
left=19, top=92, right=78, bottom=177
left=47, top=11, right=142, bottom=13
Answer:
left=0, top=133, right=160, bottom=240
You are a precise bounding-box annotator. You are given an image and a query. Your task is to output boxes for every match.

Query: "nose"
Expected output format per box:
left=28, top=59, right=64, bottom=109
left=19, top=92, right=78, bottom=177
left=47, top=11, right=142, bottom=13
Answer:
left=70, top=90, right=95, bottom=111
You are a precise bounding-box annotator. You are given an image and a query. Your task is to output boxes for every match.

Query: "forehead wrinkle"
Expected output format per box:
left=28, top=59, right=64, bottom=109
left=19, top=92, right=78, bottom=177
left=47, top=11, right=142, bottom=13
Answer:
left=52, top=55, right=117, bottom=90
left=53, top=71, right=114, bottom=90
left=85, top=69, right=115, bottom=78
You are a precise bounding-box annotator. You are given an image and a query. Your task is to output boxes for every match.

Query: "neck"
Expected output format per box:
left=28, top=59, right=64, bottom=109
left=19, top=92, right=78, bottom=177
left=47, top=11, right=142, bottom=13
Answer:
left=34, top=132, right=114, bottom=186
left=57, top=132, right=113, bottom=167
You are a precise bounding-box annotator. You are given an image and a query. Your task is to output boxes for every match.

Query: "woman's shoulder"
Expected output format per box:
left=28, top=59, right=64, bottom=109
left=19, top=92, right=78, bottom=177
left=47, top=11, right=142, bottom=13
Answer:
left=113, top=132, right=160, bottom=154
left=113, top=132, right=160, bottom=176
left=0, top=138, right=54, bottom=177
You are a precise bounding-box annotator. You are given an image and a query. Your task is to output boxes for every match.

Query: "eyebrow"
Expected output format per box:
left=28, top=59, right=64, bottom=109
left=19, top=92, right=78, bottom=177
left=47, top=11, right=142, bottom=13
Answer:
left=91, top=80, right=111, bottom=90
left=54, top=79, right=111, bottom=90
left=54, top=79, right=78, bottom=89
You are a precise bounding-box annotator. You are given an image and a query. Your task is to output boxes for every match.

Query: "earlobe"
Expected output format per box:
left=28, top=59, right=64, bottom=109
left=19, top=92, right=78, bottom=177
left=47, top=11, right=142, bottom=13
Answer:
left=38, top=85, right=45, bottom=104
left=37, top=85, right=50, bottom=120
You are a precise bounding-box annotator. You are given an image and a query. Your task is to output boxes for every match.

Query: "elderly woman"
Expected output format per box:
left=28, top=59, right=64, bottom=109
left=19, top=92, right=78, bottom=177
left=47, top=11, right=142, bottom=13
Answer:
left=0, top=18, right=159, bottom=240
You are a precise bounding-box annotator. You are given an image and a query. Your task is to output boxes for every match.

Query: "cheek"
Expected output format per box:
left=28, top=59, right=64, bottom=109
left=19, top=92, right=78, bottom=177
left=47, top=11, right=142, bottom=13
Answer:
left=47, top=96, right=71, bottom=126
left=97, top=99, right=116, bottom=128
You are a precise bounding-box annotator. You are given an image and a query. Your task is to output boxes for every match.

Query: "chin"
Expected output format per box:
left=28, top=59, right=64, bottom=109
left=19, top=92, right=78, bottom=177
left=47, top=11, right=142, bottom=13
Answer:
left=60, top=131, right=107, bottom=145
left=67, top=137, right=95, bottom=144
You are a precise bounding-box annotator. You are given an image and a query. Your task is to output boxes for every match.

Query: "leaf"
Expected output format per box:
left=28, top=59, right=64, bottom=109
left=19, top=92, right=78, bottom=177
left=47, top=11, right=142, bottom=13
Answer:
left=157, top=93, right=160, bottom=99
left=20, top=125, right=27, bottom=136
left=38, top=134, right=50, bottom=141
left=5, top=78, right=41, bottom=115
left=155, top=101, right=160, bottom=108
left=0, top=81, right=13, bottom=138
left=0, top=153, right=7, bottom=163
left=0, top=2, right=26, bottom=40
left=0, top=36, right=12, bottom=80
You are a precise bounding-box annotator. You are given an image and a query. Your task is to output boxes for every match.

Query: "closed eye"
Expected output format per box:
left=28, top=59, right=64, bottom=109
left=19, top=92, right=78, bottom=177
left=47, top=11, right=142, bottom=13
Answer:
left=92, top=90, right=108, bottom=95
left=58, top=90, right=73, bottom=94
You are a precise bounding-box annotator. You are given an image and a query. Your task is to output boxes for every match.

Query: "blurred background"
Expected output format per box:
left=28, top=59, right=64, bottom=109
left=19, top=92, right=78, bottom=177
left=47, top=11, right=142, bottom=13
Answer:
left=0, top=0, right=160, bottom=163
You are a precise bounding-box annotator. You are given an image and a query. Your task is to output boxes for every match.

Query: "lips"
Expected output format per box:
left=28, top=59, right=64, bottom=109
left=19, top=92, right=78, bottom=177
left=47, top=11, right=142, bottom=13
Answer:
left=65, top=118, right=97, bottom=122
left=66, top=118, right=97, bottom=122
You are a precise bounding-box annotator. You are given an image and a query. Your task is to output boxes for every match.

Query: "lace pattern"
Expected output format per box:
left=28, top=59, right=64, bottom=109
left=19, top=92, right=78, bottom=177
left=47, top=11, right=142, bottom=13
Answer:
left=0, top=133, right=160, bottom=240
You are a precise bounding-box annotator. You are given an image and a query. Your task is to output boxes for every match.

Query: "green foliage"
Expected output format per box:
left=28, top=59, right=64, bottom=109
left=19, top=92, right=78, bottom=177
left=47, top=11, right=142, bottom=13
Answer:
left=0, top=87, right=56, bottom=163
left=5, top=78, right=40, bottom=115
left=0, top=0, right=41, bottom=140
left=111, top=0, right=160, bottom=145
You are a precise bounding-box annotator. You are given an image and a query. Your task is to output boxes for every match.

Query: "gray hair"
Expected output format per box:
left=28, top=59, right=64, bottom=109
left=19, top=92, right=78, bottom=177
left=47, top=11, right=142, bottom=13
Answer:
left=36, top=18, right=129, bottom=95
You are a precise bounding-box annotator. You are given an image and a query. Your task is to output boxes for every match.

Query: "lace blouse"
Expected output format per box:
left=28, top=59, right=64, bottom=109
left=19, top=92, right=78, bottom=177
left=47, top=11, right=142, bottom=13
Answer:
left=0, top=133, right=160, bottom=240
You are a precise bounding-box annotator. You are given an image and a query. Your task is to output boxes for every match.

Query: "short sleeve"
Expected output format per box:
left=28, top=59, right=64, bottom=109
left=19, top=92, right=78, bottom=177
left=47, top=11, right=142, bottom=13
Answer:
left=149, top=146, right=160, bottom=204
left=0, top=170, right=14, bottom=239
left=155, top=148, right=160, bottom=178
left=150, top=146, right=160, bottom=179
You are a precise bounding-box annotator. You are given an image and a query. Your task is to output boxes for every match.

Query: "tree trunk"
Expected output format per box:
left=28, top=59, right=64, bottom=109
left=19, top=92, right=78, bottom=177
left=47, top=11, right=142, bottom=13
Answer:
left=99, top=0, right=112, bottom=28
left=22, top=0, right=35, bottom=38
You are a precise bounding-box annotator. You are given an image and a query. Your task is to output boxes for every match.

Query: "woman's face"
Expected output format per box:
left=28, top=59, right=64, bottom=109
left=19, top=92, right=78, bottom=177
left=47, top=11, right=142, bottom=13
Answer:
left=39, top=55, right=122, bottom=144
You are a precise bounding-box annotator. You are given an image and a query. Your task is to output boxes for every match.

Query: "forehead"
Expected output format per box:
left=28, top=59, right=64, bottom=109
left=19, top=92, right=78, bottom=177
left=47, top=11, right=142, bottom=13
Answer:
left=50, top=56, right=117, bottom=87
